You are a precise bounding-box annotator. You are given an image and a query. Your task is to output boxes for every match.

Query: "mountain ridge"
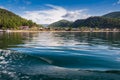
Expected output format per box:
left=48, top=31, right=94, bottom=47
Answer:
left=102, top=11, right=120, bottom=18
left=48, top=11, right=120, bottom=28
left=48, top=20, right=73, bottom=28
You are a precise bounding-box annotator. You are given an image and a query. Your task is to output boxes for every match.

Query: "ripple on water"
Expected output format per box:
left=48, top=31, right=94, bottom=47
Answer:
left=0, top=32, right=120, bottom=80
left=1, top=49, right=120, bottom=80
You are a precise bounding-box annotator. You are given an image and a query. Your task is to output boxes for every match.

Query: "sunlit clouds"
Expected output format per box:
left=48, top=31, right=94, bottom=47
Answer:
left=22, top=4, right=90, bottom=24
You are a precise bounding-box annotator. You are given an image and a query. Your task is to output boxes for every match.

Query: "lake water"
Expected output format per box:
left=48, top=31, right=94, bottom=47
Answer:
left=0, top=32, right=120, bottom=80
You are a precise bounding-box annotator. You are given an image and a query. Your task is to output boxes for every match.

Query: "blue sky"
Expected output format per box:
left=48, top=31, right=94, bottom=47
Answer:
left=0, top=0, right=120, bottom=24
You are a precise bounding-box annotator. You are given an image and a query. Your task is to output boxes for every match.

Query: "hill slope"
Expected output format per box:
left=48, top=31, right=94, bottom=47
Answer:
left=0, top=8, right=38, bottom=29
left=102, top=11, right=120, bottom=18
left=49, top=17, right=120, bottom=28
left=48, top=20, right=73, bottom=28
left=73, top=17, right=120, bottom=28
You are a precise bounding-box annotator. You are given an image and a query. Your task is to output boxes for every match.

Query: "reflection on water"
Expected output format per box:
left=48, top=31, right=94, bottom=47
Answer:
left=0, top=32, right=120, bottom=80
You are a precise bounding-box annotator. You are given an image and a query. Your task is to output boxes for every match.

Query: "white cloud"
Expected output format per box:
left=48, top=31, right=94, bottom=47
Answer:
left=22, top=4, right=90, bottom=24
left=62, top=9, right=89, bottom=21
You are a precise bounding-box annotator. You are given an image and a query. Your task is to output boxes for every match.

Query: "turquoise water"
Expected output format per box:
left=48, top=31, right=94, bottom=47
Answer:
left=0, top=32, right=120, bottom=80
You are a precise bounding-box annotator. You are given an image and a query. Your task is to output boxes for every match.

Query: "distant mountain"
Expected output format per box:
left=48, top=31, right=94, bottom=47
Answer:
left=72, top=19, right=85, bottom=28
left=73, top=17, right=120, bottom=28
left=49, top=11, right=120, bottom=29
left=102, top=11, right=120, bottom=18
left=48, top=20, right=73, bottom=28
left=0, top=8, right=38, bottom=29
left=49, top=17, right=120, bottom=28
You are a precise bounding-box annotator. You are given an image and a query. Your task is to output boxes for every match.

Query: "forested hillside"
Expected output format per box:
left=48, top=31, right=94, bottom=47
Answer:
left=0, top=8, right=38, bottom=29
left=72, top=17, right=120, bottom=28
left=103, top=11, right=120, bottom=18
left=49, top=11, right=120, bottom=28
left=48, top=20, right=73, bottom=28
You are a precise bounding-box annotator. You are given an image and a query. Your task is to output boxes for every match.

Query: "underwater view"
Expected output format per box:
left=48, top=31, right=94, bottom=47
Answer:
left=0, top=32, right=120, bottom=80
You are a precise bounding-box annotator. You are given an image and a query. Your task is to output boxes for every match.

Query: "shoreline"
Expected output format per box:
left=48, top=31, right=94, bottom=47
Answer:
left=6, top=30, right=120, bottom=33
left=1, top=30, right=120, bottom=33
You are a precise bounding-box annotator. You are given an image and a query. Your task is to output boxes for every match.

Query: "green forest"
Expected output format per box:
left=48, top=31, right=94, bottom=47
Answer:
left=72, top=17, right=120, bottom=28
left=0, top=8, right=39, bottom=29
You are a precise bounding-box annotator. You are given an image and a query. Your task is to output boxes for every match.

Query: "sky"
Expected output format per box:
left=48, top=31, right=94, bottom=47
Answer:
left=0, top=0, right=120, bottom=24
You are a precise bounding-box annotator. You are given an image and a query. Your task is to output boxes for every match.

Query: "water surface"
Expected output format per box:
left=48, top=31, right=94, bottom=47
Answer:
left=0, top=32, right=120, bottom=80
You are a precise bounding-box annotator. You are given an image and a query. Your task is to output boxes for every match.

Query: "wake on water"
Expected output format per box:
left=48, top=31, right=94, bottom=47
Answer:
left=0, top=49, right=120, bottom=80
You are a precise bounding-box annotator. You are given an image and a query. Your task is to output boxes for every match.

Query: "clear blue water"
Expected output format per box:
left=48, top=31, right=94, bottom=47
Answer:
left=0, top=32, right=120, bottom=80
